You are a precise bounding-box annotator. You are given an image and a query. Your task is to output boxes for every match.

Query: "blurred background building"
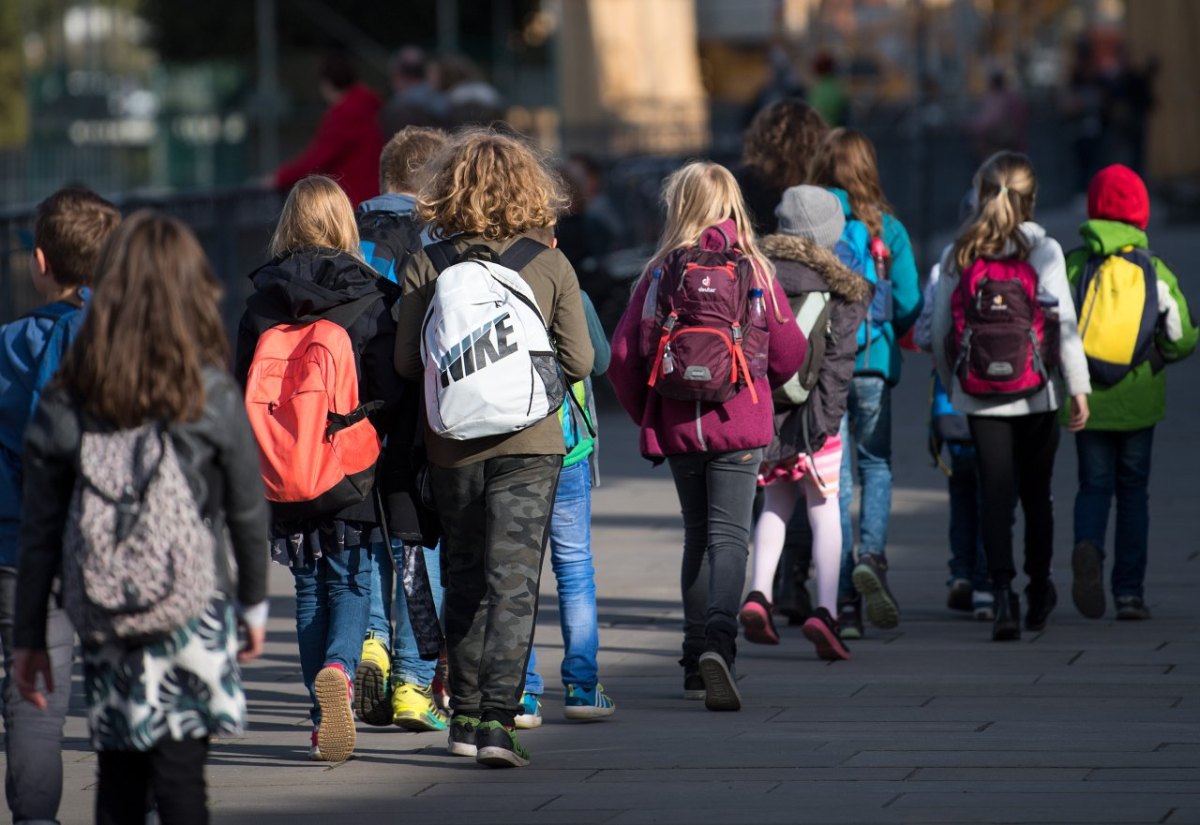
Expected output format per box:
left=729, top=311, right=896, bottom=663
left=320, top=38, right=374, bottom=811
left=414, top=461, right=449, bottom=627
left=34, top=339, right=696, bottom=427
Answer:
left=1, top=0, right=1196, bottom=324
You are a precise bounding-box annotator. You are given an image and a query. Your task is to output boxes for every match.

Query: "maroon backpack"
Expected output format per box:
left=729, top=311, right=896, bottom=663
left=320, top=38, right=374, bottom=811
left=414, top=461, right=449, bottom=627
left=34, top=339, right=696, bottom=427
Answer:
left=642, top=229, right=767, bottom=404
left=947, top=258, right=1054, bottom=399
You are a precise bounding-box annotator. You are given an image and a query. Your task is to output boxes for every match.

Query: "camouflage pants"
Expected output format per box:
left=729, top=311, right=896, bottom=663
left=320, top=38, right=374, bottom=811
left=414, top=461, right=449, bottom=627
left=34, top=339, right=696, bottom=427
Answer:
left=430, top=454, right=560, bottom=724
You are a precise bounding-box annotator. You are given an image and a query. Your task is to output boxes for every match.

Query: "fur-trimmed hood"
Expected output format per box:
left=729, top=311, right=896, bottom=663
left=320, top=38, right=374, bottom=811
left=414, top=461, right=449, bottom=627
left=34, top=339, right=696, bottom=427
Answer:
left=761, top=233, right=873, bottom=305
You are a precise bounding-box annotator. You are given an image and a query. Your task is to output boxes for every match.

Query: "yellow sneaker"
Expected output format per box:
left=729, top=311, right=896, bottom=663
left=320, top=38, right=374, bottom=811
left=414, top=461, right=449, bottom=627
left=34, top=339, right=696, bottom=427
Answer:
left=392, top=681, right=449, bottom=732
left=354, top=635, right=392, bottom=727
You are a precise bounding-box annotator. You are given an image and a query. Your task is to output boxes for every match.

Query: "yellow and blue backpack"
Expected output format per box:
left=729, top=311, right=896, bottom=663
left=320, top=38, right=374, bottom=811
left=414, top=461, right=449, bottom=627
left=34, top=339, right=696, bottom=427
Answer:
left=1075, top=246, right=1163, bottom=386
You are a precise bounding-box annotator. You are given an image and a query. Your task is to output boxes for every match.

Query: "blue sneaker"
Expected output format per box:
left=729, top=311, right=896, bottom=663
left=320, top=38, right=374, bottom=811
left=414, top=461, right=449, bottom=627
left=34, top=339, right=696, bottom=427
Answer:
left=563, top=683, right=616, bottom=721
left=514, top=692, right=542, bottom=729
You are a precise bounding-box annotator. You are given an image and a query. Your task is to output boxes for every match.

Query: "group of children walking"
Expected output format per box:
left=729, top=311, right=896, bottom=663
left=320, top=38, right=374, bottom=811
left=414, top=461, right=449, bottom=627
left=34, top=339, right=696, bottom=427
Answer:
left=0, top=99, right=1194, bottom=822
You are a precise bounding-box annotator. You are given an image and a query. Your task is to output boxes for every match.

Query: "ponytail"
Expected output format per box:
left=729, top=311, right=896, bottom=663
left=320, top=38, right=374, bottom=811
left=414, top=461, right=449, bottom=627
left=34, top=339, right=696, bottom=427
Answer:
left=952, top=151, right=1037, bottom=272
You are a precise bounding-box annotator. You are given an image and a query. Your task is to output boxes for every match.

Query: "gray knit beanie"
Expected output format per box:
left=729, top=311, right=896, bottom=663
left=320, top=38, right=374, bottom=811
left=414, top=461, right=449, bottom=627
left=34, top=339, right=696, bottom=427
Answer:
left=775, top=185, right=846, bottom=248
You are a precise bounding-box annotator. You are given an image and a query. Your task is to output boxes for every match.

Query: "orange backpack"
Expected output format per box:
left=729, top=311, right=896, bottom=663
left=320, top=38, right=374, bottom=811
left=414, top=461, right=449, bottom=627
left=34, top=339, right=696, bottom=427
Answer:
left=244, top=297, right=384, bottom=520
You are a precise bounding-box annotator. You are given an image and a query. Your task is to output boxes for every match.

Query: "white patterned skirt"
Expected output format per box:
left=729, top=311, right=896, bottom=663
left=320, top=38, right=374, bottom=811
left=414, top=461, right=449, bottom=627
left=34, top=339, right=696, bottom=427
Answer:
left=82, top=600, right=246, bottom=751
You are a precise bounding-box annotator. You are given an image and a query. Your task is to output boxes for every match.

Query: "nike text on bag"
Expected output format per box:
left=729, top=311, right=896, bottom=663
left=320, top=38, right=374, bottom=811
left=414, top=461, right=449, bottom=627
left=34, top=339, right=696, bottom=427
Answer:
left=1076, top=248, right=1162, bottom=386
left=644, top=229, right=766, bottom=404
left=244, top=296, right=383, bottom=519
left=948, top=258, right=1052, bottom=400
left=421, top=240, right=566, bottom=440
left=63, top=425, right=216, bottom=645
left=773, top=291, right=832, bottom=408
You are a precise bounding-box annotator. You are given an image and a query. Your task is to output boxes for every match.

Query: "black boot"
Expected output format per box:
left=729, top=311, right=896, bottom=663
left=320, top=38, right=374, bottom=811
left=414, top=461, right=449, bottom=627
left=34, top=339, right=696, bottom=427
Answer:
left=992, top=587, right=1021, bottom=641
left=1024, top=580, right=1058, bottom=632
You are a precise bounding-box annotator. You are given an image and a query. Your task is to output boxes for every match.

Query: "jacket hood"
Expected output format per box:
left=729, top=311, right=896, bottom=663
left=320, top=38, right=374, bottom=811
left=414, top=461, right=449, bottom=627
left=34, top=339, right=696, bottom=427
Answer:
left=1079, top=218, right=1148, bottom=257
left=760, top=234, right=873, bottom=304
left=700, top=218, right=739, bottom=252
left=247, top=248, right=395, bottom=322
left=829, top=187, right=854, bottom=217
left=358, top=192, right=417, bottom=215
left=336, top=84, right=382, bottom=118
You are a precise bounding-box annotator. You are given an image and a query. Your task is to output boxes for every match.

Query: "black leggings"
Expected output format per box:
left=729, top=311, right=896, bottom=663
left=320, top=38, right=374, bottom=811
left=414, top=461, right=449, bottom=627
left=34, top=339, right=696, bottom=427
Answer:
left=96, top=738, right=209, bottom=825
left=967, top=412, right=1060, bottom=590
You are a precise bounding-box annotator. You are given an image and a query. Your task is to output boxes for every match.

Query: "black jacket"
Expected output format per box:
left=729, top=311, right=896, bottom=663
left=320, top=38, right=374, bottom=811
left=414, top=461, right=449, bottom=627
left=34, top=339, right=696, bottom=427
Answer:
left=234, top=248, right=424, bottom=536
left=760, top=234, right=873, bottom=460
left=15, top=367, right=269, bottom=649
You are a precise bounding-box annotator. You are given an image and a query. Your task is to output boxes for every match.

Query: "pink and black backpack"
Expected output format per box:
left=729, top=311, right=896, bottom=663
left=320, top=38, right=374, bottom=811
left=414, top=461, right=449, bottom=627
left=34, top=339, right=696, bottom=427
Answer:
left=947, top=258, right=1055, bottom=399
left=642, top=228, right=768, bottom=404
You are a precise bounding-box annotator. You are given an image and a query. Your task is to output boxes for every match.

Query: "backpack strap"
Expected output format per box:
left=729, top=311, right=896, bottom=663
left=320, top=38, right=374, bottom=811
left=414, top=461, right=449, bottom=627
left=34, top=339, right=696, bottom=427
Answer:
left=498, top=237, right=549, bottom=273
left=425, top=240, right=459, bottom=275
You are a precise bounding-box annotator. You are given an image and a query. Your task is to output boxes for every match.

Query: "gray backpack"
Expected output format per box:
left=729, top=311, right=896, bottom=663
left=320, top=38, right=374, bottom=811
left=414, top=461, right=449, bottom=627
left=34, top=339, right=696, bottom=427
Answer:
left=63, top=424, right=215, bottom=646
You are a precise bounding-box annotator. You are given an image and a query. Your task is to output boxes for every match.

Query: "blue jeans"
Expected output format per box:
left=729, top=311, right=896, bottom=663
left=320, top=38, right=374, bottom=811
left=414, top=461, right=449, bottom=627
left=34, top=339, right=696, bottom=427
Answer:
left=947, top=446, right=989, bottom=591
left=292, top=543, right=371, bottom=724
left=525, top=458, right=599, bottom=695
left=1074, top=427, right=1155, bottom=598
left=367, top=540, right=444, bottom=686
left=838, top=376, right=894, bottom=600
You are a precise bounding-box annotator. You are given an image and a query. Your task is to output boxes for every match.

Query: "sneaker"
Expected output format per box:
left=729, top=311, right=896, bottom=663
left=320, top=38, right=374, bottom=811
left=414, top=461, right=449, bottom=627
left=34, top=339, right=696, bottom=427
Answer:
left=1115, top=595, right=1151, bottom=621
left=683, top=670, right=705, bottom=701
left=447, top=713, right=480, bottom=757
left=738, top=591, right=780, bottom=645
left=308, top=728, right=323, bottom=761
left=314, top=664, right=356, bottom=763
left=1071, top=541, right=1106, bottom=619
left=852, top=555, right=901, bottom=629
left=972, top=590, right=995, bottom=621
left=354, top=635, right=393, bottom=727
left=697, top=651, right=741, bottom=712
left=475, top=720, right=531, bottom=768
left=801, top=607, right=852, bottom=661
left=431, top=648, right=451, bottom=711
left=564, top=683, right=616, bottom=720
left=837, top=600, right=864, bottom=640
left=514, top=692, right=543, bottom=729
left=947, top=578, right=973, bottom=612
left=391, top=682, right=449, bottom=732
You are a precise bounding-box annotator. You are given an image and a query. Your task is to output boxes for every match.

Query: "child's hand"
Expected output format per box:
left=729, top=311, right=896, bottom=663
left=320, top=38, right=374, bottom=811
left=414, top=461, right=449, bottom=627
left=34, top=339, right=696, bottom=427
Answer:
left=1067, top=394, right=1090, bottom=432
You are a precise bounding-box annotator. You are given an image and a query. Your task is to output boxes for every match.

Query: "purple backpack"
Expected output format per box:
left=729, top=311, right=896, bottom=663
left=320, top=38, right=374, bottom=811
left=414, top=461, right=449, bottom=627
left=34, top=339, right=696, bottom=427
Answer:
left=643, top=229, right=767, bottom=404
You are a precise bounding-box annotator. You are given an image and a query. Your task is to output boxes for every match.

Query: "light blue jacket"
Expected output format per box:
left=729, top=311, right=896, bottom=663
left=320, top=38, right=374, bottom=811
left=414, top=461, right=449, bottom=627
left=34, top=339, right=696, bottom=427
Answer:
left=829, top=188, right=923, bottom=384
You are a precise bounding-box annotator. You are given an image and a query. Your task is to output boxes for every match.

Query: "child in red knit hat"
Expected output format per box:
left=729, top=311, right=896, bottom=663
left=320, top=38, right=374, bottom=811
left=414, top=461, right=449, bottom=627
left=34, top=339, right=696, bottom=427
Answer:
left=1066, top=164, right=1197, bottom=621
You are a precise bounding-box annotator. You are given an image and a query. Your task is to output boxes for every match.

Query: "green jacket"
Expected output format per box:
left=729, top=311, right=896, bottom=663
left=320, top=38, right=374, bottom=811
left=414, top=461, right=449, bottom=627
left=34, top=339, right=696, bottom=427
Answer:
left=1065, top=219, right=1197, bottom=431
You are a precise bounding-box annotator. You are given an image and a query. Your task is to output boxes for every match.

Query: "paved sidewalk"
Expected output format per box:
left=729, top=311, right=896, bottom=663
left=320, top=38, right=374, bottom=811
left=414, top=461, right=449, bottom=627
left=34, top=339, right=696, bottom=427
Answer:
left=18, top=208, right=1200, bottom=823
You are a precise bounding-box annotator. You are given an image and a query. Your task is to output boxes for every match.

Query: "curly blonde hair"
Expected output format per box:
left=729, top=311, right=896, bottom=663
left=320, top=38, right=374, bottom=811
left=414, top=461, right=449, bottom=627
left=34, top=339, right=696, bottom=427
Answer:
left=269, top=175, right=362, bottom=260
left=417, top=128, right=567, bottom=241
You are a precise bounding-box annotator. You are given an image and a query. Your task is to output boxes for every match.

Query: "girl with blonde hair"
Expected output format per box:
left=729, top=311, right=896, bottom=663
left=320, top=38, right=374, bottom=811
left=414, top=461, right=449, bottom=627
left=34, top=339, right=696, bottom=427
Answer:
left=609, top=161, right=805, bottom=712
left=931, top=151, right=1090, bottom=641
left=393, top=128, right=594, bottom=767
left=808, top=128, right=923, bottom=640
left=236, top=174, right=406, bottom=762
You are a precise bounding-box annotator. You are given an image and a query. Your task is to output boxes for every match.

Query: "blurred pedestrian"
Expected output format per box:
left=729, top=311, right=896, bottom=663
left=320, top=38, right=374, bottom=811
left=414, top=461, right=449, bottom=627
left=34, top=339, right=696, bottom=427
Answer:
left=272, top=51, right=385, bottom=207
left=0, top=188, right=119, bottom=825
left=808, top=52, right=847, bottom=128
left=15, top=212, right=269, bottom=825
left=734, top=99, right=829, bottom=235
left=966, top=70, right=1028, bottom=163
left=381, top=46, right=448, bottom=135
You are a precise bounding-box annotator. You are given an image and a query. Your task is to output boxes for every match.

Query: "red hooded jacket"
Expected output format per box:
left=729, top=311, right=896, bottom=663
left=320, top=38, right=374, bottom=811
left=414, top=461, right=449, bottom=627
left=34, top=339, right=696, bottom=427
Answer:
left=273, top=84, right=384, bottom=208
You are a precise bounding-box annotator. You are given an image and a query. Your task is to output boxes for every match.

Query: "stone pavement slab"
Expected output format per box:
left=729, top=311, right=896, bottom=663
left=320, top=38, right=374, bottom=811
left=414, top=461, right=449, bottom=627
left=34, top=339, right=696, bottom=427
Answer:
left=7, top=208, right=1200, bottom=824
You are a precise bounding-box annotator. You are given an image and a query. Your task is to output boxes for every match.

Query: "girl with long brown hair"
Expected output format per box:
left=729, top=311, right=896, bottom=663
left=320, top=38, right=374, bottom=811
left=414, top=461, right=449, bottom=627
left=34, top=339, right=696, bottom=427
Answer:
left=608, top=161, right=806, bottom=712
left=931, top=151, right=1090, bottom=641
left=735, top=99, right=829, bottom=234
left=809, top=127, right=923, bottom=640
left=14, top=212, right=268, bottom=825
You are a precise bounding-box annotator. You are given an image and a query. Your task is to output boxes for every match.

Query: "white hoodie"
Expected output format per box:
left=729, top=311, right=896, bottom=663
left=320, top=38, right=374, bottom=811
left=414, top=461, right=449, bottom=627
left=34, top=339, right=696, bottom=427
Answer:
left=931, top=222, right=1091, bottom=417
